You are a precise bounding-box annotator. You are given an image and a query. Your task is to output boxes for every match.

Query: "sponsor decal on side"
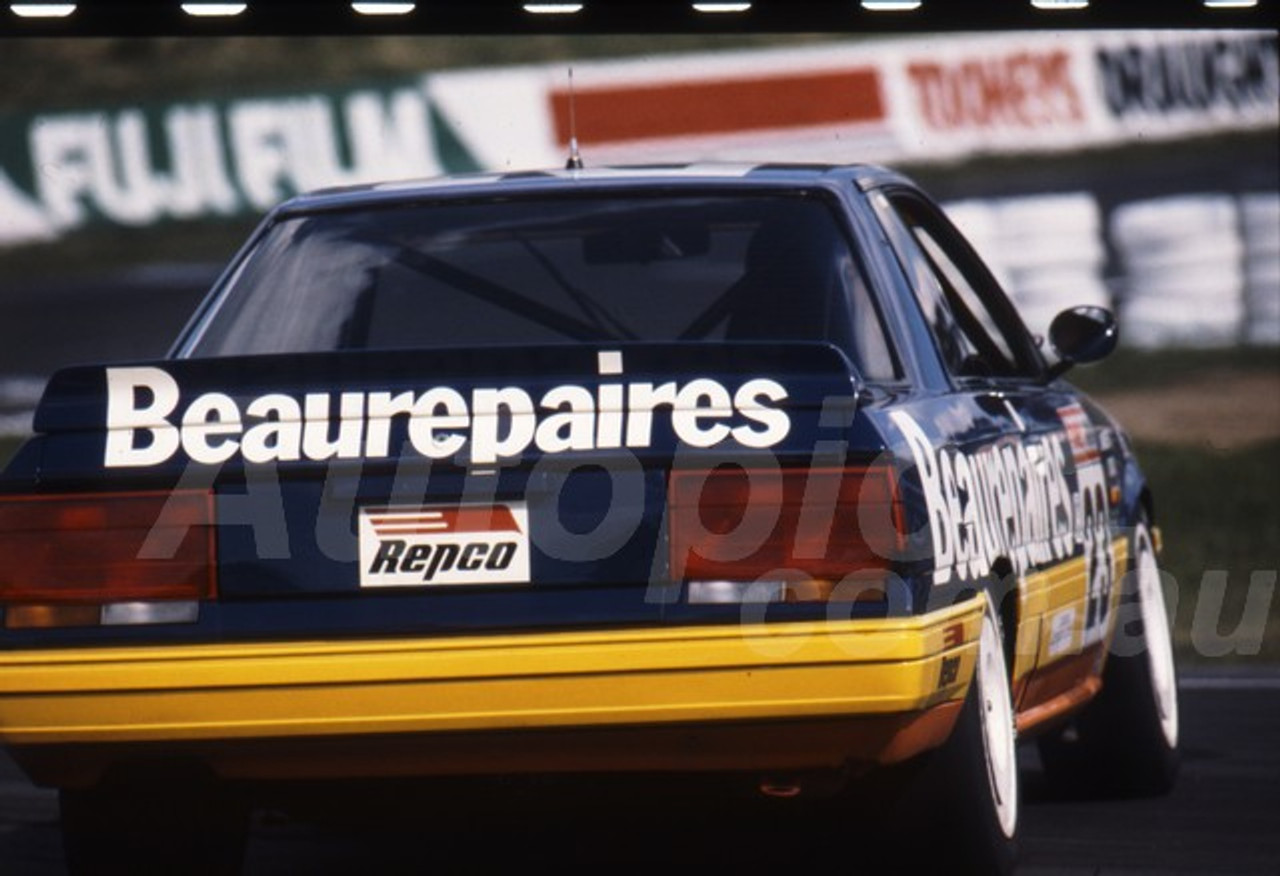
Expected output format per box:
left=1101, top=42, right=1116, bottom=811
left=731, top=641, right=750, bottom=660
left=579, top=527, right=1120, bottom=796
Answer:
left=937, top=654, right=963, bottom=690
left=890, top=410, right=1076, bottom=586
left=890, top=409, right=1116, bottom=646
left=1058, top=401, right=1099, bottom=466
left=1048, top=607, right=1078, bottom=658
left=102, top=354, right=791, bottom=468
left=358, top=502, right=531, bottom=587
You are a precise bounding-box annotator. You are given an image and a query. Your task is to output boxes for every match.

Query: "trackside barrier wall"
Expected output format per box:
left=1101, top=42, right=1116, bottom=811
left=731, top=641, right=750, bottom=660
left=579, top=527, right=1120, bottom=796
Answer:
left=1241, top=194, right=1280, bottom=346
left=1111, top=195, right=1246, bottom=349
left=0, top=30, right=1276, bottom=350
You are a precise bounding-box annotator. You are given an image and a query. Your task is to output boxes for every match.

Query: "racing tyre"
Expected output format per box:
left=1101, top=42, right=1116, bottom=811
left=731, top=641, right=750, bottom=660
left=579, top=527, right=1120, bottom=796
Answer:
left=904, top=593, right=1019, bottom=875
left=1039, top=516, right=1180, bottom=798
left=60, top=768, right=248, bottom=876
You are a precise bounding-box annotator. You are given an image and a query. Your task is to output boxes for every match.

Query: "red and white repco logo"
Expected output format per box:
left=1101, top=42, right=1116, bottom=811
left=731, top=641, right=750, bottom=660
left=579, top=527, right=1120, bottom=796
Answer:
left=357, top=503, right=531, bottom=588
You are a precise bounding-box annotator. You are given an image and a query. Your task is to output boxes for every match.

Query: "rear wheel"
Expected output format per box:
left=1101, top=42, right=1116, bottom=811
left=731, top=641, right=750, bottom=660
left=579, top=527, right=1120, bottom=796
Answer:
left=1039, top=516, right=1180, bottom=797
left=897, top=592, right=1019, bottom=874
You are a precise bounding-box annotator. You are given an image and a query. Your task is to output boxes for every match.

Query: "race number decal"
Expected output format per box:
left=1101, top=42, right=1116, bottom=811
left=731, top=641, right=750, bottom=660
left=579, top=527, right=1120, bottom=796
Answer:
left=1061, top=401, right=1115, bottom=648
left=1078, top=464, right=1114, bottom=647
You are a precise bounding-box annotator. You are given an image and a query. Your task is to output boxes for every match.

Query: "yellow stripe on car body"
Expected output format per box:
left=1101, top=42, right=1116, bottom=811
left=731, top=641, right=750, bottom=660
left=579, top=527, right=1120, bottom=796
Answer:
left=0, top=598, right=982, bottom=747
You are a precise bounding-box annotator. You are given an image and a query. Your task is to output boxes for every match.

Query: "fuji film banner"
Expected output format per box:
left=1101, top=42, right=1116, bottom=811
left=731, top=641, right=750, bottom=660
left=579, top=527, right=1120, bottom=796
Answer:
left=1, top=30, right=1275, bottom=248
left=0, top=78, right=481, bottom=246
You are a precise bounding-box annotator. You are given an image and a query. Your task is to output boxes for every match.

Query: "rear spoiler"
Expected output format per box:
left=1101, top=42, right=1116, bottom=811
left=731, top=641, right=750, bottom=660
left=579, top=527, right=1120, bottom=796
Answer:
left=33, top=342, right=863, bottom=477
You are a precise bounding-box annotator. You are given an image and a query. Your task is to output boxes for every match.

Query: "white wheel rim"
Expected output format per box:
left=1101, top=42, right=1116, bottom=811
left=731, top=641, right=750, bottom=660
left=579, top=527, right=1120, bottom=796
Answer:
left=1136, top=525, right=1179, bottom=748
left=977, top=603, right=1018, bottom=839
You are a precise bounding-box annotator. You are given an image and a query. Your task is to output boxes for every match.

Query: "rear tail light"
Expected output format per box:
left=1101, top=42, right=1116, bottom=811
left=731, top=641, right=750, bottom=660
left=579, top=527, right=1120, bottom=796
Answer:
left=0, top=490, right=215, bottom=628
left=668, top=464, right=905, bottom=602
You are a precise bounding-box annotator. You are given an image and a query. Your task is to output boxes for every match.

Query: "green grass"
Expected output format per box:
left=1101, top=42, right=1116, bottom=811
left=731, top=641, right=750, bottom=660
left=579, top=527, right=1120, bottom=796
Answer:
left=1074, top=347, right=1280, bottom=662
left=1068, top=346, right=1280, bottom=395
left=0, top=436, right=22, bottom=471
left=1135, top=439, right=1280, bottom=663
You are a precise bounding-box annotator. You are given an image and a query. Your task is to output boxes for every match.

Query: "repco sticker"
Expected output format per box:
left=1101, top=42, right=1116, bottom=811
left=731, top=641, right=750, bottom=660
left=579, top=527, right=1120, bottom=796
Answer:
left=357, top=503, right=531, bottom=588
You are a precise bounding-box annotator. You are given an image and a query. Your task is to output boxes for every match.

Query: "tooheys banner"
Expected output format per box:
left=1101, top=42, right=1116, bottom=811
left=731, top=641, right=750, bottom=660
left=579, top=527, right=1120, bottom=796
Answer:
left=527, top=30, right=1277, bottom=164
left=888, top=30, right=1279, bottom=159
left=1, top=31, right=1275, bottom=247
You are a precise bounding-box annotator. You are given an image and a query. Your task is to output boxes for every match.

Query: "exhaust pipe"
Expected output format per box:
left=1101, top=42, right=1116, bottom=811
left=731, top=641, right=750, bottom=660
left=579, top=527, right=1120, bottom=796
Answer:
left=758, top=778, right=803, bottom=799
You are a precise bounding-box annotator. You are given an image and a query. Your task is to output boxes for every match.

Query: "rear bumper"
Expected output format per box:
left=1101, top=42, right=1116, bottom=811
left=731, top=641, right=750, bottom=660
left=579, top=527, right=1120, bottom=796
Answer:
left=12, top=708, right=966, bottom=789
left=0, top=599, right=981, bottom=785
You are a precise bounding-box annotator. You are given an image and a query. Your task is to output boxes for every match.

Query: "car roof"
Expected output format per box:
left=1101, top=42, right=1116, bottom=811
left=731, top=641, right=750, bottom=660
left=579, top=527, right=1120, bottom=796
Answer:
left=276, top=163, right=914, bottom=216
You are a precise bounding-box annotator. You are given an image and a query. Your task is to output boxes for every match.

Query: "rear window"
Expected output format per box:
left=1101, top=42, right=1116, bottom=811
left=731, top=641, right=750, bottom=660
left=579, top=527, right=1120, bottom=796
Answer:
left=184, top=193, right=897, bottom=379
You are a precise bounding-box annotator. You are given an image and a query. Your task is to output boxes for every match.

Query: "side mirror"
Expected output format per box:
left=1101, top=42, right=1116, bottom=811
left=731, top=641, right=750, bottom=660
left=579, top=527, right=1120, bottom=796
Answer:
left=1044, top=306, right=1118, bottom=380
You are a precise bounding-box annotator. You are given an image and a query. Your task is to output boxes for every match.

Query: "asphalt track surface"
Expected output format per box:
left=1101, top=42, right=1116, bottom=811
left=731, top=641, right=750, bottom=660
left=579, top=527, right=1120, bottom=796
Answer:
left=1, top=672, right=1278, bottom=875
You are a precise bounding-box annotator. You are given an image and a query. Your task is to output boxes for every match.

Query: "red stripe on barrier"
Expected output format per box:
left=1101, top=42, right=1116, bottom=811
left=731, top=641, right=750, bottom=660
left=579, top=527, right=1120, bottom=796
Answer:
left=550, top=68, right=885, bottom=146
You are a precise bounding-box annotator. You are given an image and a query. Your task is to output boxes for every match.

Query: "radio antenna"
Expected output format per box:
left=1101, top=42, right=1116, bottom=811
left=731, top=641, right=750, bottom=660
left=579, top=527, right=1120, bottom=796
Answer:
left=565, top=67, right=584, bottom=170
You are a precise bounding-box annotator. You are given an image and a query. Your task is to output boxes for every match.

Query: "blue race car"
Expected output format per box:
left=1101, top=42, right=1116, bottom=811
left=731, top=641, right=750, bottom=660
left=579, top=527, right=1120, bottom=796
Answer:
left=0, top=164, right=1179, bottom=875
